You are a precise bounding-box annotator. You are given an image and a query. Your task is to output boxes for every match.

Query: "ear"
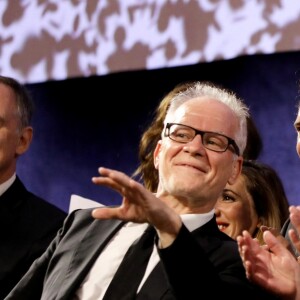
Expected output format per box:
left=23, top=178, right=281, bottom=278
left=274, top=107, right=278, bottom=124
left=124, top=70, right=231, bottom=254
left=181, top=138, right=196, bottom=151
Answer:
left=153, top=140, right=162, bottom=169
left=228, top=157, right=243, bottom=184
left=16, top=126, right=33, bottom=156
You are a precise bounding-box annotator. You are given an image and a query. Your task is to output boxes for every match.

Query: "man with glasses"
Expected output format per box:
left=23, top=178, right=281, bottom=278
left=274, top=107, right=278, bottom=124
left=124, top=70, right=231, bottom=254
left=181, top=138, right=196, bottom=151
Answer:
left=164, top=122, right=240, bottom=155
left=5, top=81, right=275, bottom=299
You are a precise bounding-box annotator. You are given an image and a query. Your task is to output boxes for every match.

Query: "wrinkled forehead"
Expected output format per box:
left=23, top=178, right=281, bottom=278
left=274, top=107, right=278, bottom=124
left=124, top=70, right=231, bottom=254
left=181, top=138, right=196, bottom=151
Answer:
left=166, top=97, right=238, bottom=133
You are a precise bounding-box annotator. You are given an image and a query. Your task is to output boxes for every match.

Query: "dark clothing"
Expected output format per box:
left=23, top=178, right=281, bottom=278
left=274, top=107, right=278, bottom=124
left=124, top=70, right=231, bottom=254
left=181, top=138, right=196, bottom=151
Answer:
left=6, top=208, right=276, bottom=300
left=0, top=176, right=67, bottom=299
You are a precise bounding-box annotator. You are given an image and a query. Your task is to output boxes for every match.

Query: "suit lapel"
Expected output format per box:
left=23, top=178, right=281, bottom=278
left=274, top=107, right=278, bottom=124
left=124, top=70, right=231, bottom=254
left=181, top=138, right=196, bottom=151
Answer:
left=137, top=262, right=173, bottom=299
left=137, top=217, right=230, bottom=299
left=56, top=217, right=125, bottom=299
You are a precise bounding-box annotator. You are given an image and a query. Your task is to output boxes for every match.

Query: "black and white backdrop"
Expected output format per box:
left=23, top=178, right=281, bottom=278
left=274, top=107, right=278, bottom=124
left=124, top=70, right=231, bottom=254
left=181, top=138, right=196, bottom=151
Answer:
left=1, top=1, right=300, bottom=211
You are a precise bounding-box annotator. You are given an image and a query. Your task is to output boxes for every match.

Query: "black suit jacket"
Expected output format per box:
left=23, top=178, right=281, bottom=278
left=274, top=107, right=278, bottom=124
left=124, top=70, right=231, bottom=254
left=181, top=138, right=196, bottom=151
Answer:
left=0, top=176, right=67, bottom=299
left=5, top=208, right=276, bottom=300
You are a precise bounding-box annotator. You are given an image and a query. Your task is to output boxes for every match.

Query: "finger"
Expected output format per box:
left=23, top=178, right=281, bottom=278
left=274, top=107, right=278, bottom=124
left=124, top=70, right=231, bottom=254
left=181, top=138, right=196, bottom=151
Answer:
left=93, top=167, right=144, bottom=199
left=237, top=235, right=250, bottom=254
left=289, top=229, right=300, bottom=252
left=97, top=167, right=135, bottom=188
left=92, top=206, right=122, bottom=219
left=262, top=230, right=278, bottom=247
left=241, top=230, right=251, bottom=239
left=290, top=207, right=300, bottom=229
left=92, top=175, right=122, bottom=190
left=264, top=230, right=293, bottom=257
left=244, top=260, right=253, bottom=280
left=241, top=246, right=256, bottom=278
left=274, top=234, right=291, bottom=249
left=92, top=167, right=135, bottom=196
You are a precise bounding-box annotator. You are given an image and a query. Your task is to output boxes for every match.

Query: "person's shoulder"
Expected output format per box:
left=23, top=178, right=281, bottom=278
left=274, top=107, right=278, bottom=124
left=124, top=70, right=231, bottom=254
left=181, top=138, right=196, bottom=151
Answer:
left=12, top=192, right=67, bottom=240
left=5, top=177, right=66, bottom=218
left=194, top=217, right=241, bottom=258
left=63, top=207, right=124, bottom=235
left=196, top=215, right=236, bottom=242
left=27, top=192, right=66, bottom=216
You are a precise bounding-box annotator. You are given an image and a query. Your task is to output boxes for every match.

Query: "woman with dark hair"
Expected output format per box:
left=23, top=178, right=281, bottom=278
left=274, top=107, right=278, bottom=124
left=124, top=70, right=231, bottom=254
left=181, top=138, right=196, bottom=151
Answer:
left=215, top=160, right=289, bottom=244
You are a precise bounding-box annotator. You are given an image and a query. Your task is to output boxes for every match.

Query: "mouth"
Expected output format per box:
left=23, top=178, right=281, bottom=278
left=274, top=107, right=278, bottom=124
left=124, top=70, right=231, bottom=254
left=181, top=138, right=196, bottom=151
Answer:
left=176, top=163, right=206, bottom=172
left=217, top=223, right=228, bottom=231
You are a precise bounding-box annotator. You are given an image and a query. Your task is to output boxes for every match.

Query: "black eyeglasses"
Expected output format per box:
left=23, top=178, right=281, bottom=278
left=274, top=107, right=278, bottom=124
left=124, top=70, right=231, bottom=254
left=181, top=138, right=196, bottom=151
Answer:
left=164, top=123, right=240, bottom=156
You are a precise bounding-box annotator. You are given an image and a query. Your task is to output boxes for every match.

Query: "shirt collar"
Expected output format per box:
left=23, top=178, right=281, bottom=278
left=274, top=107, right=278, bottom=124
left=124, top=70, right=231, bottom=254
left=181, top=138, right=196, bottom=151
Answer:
left=0, top=173, right=16, bottom=196
left=180, top=209, right=215, bottom=232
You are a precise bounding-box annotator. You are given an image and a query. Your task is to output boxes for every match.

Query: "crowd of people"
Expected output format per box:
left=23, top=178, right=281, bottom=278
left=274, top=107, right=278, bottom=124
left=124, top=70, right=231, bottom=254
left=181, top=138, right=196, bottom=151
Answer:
left=1, top=74, right=300, bottom=299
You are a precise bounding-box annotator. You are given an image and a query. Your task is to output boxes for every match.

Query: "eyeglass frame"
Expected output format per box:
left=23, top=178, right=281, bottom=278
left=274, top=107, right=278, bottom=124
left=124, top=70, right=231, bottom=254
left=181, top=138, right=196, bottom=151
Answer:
left=164, top=122, right=240, bottom=156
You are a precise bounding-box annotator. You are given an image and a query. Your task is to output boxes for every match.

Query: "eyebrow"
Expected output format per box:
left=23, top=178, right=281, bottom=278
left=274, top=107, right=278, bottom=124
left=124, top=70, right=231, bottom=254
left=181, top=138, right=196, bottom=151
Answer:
left=222, top=188, right=240, bottom=197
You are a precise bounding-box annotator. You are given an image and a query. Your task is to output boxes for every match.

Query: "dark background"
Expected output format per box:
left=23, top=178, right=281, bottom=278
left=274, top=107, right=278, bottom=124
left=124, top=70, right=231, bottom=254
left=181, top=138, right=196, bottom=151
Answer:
left=17, top=50, right=300, bottom=212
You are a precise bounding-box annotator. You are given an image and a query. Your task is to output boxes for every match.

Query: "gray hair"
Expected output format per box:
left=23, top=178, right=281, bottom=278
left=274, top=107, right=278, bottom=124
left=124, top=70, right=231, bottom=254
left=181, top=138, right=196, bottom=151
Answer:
left=164, top=81, right=249, bottom=155
left=0, top=75, right=34, bottom=129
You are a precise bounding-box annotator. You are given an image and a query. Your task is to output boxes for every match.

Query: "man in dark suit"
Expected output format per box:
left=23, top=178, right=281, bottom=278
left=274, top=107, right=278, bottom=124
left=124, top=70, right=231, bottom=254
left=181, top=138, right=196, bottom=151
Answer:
left=5, top=81, right=275, bottom=299
left=0, top=76, right=67, bottom=299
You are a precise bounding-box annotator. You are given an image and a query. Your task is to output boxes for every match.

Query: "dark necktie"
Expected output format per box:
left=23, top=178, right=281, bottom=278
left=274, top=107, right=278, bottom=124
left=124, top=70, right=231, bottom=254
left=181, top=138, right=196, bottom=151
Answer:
left=102, top=225, right=155, bottom=300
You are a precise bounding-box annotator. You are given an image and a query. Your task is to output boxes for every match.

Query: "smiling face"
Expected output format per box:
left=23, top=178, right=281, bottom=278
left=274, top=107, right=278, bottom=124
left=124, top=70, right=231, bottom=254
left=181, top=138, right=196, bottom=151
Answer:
left=153, top=97, right=242, bottom=213
left=215, top=174, right=260, bottom=240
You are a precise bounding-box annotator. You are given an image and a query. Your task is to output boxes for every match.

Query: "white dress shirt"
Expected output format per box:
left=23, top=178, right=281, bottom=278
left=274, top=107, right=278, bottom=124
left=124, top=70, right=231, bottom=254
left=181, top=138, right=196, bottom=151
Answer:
left=74, top=209, right=214, bottom=300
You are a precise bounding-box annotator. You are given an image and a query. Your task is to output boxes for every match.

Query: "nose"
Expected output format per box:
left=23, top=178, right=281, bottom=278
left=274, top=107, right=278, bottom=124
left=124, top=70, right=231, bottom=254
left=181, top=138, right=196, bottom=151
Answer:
left=183, top=134, right=206, bottom=155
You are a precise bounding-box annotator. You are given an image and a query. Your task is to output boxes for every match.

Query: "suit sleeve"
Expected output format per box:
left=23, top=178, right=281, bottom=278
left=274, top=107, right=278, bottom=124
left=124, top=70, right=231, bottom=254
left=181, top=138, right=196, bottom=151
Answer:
left=157, top=224, right=277, bottom=300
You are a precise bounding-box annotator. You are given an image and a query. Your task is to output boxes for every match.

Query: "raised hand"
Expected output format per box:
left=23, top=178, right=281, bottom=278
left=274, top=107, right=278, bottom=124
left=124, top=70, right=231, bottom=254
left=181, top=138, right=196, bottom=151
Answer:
left=91, top=167, right=182, bottom=247
left=289, top=206, right=300, bottom=257
left=237, top=230, right=300, bottom=299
